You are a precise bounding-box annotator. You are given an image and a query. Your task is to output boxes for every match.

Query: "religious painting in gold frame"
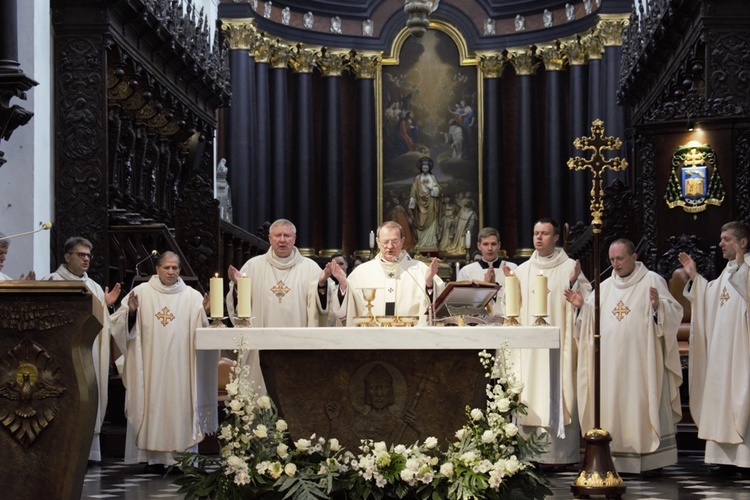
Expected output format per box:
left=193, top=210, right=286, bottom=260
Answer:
left=378, top=22, right=481, bottom=257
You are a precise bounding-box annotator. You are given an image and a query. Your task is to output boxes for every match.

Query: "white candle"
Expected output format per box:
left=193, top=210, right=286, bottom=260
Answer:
left=465, top=230, right=471, bottom=249
left=369, top=230, right=375, bottom=248
left=237, top=274, right=252, bottom=318
left=505, top=273, right=520, bottom=316
left=534, top=272, right=548, bottom=317
left=210, top=274, right=223, bottom=318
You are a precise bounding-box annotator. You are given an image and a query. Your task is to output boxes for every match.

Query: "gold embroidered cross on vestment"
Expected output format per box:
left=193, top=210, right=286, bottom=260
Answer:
left=156, top=306, right=175, bottom=326
left=612, top=300, right=630, bottom=321
left=720, top=286, right=730, bottom=306
left=271, top=280, right=291, bottom=303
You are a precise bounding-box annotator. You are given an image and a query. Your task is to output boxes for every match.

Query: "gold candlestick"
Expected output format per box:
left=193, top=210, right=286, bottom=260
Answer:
left=235, top=316, right=252, bottom=327
left=208, top=317, right=225, bottom=328
left=533, top=315, right=549, bottom=326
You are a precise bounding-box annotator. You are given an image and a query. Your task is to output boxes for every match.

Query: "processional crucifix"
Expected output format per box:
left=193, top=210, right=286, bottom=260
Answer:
left=567, top=119, right=628, bottom=499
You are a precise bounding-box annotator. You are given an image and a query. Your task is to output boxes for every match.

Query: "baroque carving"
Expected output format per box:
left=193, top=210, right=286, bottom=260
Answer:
left=507, top=49, right=539, bottom=76
left=270, top=43, right=293, bottom=69
left=289, top=46, right=319, bottom=74
left=316, top=49, right=349, bottom=77
left=537, top=44, right=565, bottom=71
left=560, top=37, right=587, bottom=66
left=478, top=54, right=505, bottom=79
left=349, top=52, right=381, bottom=80
left=707, top=32, right=750, bottom=113
left=221, top=21, right=257, bottom=51
left=0, top=339, right=67, bottom=448
left=637, top=135, right=658, bottom=270
left=736, top=129, right=750, bottom=222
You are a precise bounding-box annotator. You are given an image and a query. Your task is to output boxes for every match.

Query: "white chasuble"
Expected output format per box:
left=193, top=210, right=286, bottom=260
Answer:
left=456, top=260, right=518, bottom=316
left=344, top=252, right=444, bottom=325
left=226, top=248, right=325, bottom=394
left=45, top=265, right=111, bottom=461
left=577, top=263, right=682, bottom=473
left=111, top=276, right=218, bottom=465
left=686, top=255, right=750, bottom=466
left=514, top=248, right=590, bottom=464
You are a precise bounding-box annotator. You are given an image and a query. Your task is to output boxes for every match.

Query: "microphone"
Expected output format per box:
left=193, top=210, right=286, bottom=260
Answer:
left=0, top=221, right=52, bottom=241
left=131, top=250, right=158, bottom=290
left=393, top=252, right=436, bottom=326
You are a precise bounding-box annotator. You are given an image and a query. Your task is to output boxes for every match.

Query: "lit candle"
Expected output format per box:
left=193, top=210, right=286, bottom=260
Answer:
left=505, top=272, right=520, bottom=316
left=237, top=274, right=252, bottom=318
left=465, top=230, right=471, bottom=249
left=369, top=230, right=375, bottom=248
left=534, top=272, right=548, bottom=317
left=210, top=274, right=223, bottom=318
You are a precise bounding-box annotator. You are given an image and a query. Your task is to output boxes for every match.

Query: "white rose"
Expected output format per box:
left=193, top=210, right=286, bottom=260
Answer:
left=295, top=438, right=311, bottom=452
left=258, top=396, right=272, bottom=409
left=495, top=398, right=511, bottom=412
left=253, top=424, right=268, bottom=438
left=373, top=441, right=387, bottom=452
left=329, top=438, right=341, bottom=452
left=424, top=436, right=438, bottom=449
left=470, top=408, right=484, bottom=421
left=276, top=419, right=288, bottom=431
left=277, top=443, right=289, bottom=458
left=481, top=430, right=497, bottom=443
left=284, top=463, right=297, bottom=476
left=394, top=444, right=407, bottom=455
left=229, top=400, right=243, bottom=412
left=503, top=422, right=518, bottom=437
left=225, top=381, right=239, bottom=396
left=440, top=462, right=454, bottom=478
left=455, top=428, right=468, bottom=440
left=226, top=455, right=244, bottom=468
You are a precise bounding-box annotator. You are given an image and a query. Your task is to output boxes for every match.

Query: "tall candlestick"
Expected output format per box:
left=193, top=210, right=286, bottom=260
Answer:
left=505, top=273, right=520, bottom=316
left=210, top=274, right=223, bottom=318
left=465, top=230, right=471, bottom=249
left=369, top=230, right=375, bottom=248
left=534, top=272, right=548, bottom=317
left=237, top=274, right=252, bottom=318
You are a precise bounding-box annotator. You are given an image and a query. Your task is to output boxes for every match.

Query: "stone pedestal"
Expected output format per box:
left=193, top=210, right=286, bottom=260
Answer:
left=0, top=282, right=102, bottom=500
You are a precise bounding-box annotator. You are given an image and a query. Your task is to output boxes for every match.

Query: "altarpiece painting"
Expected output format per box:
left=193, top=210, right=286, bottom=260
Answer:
left=380, top=26, right=480, bottom=257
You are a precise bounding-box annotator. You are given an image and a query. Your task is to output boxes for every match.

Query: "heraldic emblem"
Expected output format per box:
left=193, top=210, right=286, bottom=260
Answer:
left=664, top=141, right=725, bottom=213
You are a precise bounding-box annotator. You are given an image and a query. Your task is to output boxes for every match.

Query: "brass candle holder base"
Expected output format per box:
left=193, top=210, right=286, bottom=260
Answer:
left=235, top=316, right=252, bottom=327
left=533, top=315, right=549, bottom=326
left=208, top=317, right=226, bottom=328
left=571, top=428, right=626, bottom=499
left=503, top=315, right=520, bottom=326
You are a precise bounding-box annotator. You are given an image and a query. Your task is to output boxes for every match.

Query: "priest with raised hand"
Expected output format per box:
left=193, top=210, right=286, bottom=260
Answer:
left=226, top=218, right=338, bottom=393
left=111, top=251, right=217, bottom=473
left=343, top=221, right=443, bottom=325
left=44, top=236, right=122, bottom=463
left=507, top=217, right=590, bottom=469
left=566, top=238, right=683, bottom=475
left=679, top=220, right=750, bottom=477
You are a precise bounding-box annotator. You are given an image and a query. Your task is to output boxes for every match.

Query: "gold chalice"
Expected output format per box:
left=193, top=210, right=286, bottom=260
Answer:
left=361, top=288, right=376, bottom=321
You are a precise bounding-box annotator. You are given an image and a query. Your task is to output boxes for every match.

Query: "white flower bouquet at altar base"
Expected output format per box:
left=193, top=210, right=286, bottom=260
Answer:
left=174, top=343, right=552, bottom=499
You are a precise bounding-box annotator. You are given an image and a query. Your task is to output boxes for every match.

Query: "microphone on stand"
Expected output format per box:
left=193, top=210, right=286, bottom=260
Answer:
left=0, top=221, right=52, bottom=241
left=131, top=250, right=158, bottom=290
left=393, top=253, right=436, bottom=326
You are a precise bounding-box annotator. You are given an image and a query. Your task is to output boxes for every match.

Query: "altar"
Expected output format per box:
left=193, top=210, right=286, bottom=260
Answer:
left=197, top=326, right=559, bottom=451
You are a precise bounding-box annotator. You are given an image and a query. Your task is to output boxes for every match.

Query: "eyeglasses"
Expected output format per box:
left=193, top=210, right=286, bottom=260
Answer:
left=379, top=240, right=402, bottom=248
left=70, top=252, right=92, bottom=260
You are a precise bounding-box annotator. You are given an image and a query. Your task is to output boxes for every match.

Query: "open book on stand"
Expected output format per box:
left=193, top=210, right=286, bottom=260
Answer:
left=433, top=280, right=502, bottom=323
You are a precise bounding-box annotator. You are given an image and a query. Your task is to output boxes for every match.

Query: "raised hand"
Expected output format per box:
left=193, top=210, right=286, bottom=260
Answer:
left=104, top=282, right=122, bottom=307
left=483, top=266, right=496, bottom=284
left=426, top=257, right=439, bottom=287
left=127, top=291, right=139, bottom=314
left=649, top=286, right=659, bottom=311
left=330, top=261, right=348, bottom=293
left=677, top=252, right=697, bottom=280
left=501, top=263, right=513, bottom=277
left=202, top=292, right=211, bottom=313
left=569, top=260, right=582, bottom=286
left=564, top=288, right=584, bottom=308
left=227, top=265, right=240, bottom=283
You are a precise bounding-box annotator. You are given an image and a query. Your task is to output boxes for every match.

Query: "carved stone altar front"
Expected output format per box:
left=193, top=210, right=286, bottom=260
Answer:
left=0, top=282, right=102, bottom=500
left=262, top=349, right=487, bottom=451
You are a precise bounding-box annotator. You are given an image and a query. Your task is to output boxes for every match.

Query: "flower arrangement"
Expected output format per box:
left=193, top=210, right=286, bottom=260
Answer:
left=174, top=347, right=552, bottom=499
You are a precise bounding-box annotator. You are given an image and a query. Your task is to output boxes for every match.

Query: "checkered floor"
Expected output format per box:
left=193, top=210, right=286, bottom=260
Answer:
left=82, top=455, right=750, bottom=499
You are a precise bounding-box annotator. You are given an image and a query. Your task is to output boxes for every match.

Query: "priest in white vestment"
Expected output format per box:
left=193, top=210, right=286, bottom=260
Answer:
left=568, top=239, right=682, bottom=473
left=226, top=219, right=336, bottom=393
left=457, top=227, right=517, bottom=316
left=343, top=221, right=444, bottom=325
left=680, top=220, right=750, bottom=471
left=511, top=218, right=591, bottom=466
left=111, top=252, right=218, bottom=468
left=44, top=237, right=122, bottom=462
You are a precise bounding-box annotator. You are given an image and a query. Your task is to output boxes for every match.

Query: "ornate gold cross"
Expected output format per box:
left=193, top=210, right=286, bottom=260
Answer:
left=155, top=306, right=175, bottom=326
left=612, top=300, right=630, bottom=321
left=271, top=280, right=291, bottom=303
left=567, top=119, right=629, bottom=226
left=720, top=286, right=730, bottom=306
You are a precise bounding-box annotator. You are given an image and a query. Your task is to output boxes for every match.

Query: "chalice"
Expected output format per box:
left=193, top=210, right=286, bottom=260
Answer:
left=361, top=288, right=376, bottom=321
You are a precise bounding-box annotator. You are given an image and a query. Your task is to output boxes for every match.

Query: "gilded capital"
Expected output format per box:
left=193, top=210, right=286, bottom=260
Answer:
left=582, top=33, right=604, bottom=61
left=560, top=38, right=587, bottom=66
left=478, top=54, right=506, bottom=79
left=349, top=51, right=381, bottom=79
left=221, top=20, right=257, bottom=51
left=537, top=45, right=565, bottom=71
left=254, top=36, right=272, bottom=63
left=597, top=17, right=629, bottom=47
left=270, top=43, right=293, bottom=69
left=508, top=49, right=539, bottom=76
left=317, top=50, right=349, bottom=77
left=289, top=45, right=319, bottom=74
